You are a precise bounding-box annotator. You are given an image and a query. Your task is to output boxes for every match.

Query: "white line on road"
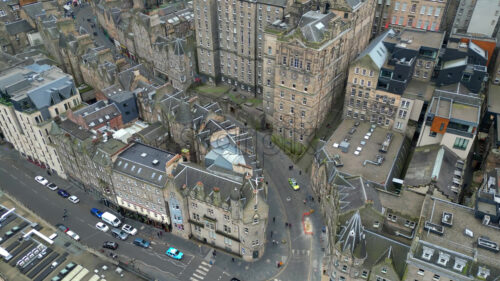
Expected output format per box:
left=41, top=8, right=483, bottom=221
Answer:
left=198, top=265, right=210, bottom=272
left=201, top=261, right=212, bottom=267
left=190, top=277, right=199, bottom=281
left=195, top=269, right=207, bottom=275
left=192, top=273, right=204, bottom=280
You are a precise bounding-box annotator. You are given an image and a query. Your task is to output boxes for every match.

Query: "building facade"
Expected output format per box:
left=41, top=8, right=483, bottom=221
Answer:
left=451, top=0, right=500, bottom=41
left=0, top=63, right=82, bottom=177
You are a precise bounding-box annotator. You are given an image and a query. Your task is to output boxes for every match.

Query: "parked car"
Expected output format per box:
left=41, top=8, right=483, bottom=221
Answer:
left=47, top=183, right=58, bottom=191
left=57, top=189, right=70, bottom=198
left=165, top=247, right=183, bottom=260
left=35, top=176, right=49, bottom=185
left=56, top=223, right=69, bottom=233
left=288, top=178, right=300, bottom=190
left=102, top=241, right=118, bottom=250
left=121, top=224, right=137, bottom=235
left=68, top=195, right=79, bottom=204
left=95, top=222, right=109, bottom=232
left=133, top=238, right=150, bottom=248
left=110, top=228, right=128, bottom=240
left=90, top=208, right=103, bottom=218
left=66, top=230, right=80, bottom=241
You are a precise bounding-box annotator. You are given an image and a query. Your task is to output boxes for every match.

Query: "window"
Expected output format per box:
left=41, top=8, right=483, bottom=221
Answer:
left=435, top=7, right=441, bottom=16
left=361, top=271, right=368, bottom=278
left=453, top=137, right=469, bottom=150
left=244, top=227, right=249, bottom=234
left=280, top=91, right=284, bottom=98
left=391, top=16, right=397, bottom=24
left=401, top=3, right=406, bottom=11
left=306, top=62, right=311, bottom=71
left=407, top=17, right=413, bottom=26
left=433, top=275, right=440, bottom=281
left=290, top=107, right=294, bottom=114
left=417, top=269, right=425, bottom=276
left=279, top=103, right=283, bottom=110
left=367, top=81, right=372, bottom=87
left=394, top=2, right=399, bottom=10
left=420, top=5, right=426, bottom=14
left=301, top=111, right=305, bottom=117
left=355, top=67, right=359, bottom=74
left=291, top=94, right=295, bottom=101
left=427, top=6, right=433, bottom=15
left=399, top=16, right=404, bottom=25
left=369, top=70, right=374, bottom=77
left=410, top=4, right=416, bottom=13
left=353, top=78, right=358, bottom=84
left=282, top=56, right=287, bottom=65
left=342, top=265, right=348, bottom=272
left=268, top=47, right=272, bottom=55
left=362, top=69, right=367, bottom=75
left=279, top=115, right=283, bottom=121
left=224, top=225, right=231, bottom=233
left=302, top=98, right=307, bottom=105
left=381, top=267, right=387, bottom=274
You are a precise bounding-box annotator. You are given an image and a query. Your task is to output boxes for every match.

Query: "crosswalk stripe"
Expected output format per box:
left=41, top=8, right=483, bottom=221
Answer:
left=193, top=273, right=204, bottom=280
left=198, top=265, right=210, bottom=272
left=201, top=261, right=212, bottom=267
left=196, top=269, right=207, bottom=275
left=190, top=277, right=199, bottom=281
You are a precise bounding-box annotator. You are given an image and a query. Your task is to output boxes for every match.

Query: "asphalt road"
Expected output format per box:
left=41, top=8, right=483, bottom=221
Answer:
left=0, top=146, right=231, bottom=281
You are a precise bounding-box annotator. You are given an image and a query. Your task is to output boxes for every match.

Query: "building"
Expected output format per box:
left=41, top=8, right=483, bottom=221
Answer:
left=0, top=1, right=21, bottom=23
left=434, top=38, right=488, bottom=94
left=166, top=162, right=269, bottom=261
left=264, top=11, right=353, bottom=144
left=0, top=19, right=34, bottom=54
left=111, top=142, right=182, bottom=227
left=0, top=63, right=82, bottom=177
left=451, top=0, right=500, bottom=43
left=404, top=144, right=465, bottom=203
left=416, top=85, right=482, bottom=160
left=405, top=195, right=500, bottom=281
left=372, top=0, right=450, bottom=37
left=193, top=0, right=291, bottom=94
left=343, top=29, right=444, bottom=133
left=66, top=100, right=123, bottom=131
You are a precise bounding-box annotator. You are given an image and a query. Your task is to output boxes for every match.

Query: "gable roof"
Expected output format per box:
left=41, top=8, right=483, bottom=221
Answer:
left=355, top=29, right=394, bottom=69
left=5, top=20, right=34, bottom=35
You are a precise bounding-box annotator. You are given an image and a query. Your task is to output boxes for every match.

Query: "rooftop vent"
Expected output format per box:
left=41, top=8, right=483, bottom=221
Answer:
left=422, top=246, right=434, bottom=260
left=441, top=212, right=453, bottom=227
left=152, top=159, right=159, bottom=165
left=424, top=221, right=444, bottom=236
left=140, top=153, right=147, bottom=157
left=105, top=115, right=110, bottom=120
left=379, top=133, right=393, bottom=153
left=477, top=236, right=499, bottom=253
left=464, top=228, right=474, bottom=238
left=482, top=215, right=490, bottom=226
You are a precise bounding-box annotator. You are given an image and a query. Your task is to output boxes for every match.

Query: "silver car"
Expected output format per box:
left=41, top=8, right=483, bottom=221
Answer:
left=111, top=228, right=128, bottom=240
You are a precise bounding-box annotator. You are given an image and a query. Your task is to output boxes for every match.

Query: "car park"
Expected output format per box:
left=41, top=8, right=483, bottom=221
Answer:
left=95, top=222, right=109, bottom=232
left=35, top=176, right=49, bottom=185
left=66, top=230, right=80, bottom=241
left=90, top=208, right=103, bottom=218
left=121, top=224, right=137, bottom=235
left=57, top=189, right=70, bottom=198
left=56, top=223, right=69, bottom=233
left=110, top=228, right=128, bottom=240
left=165, top=247, right=183, bottom=260
left=68, top=195, right=79, bottom=204
left=133, top=238, right=150, bottom=248
left=47, top=183, right=58, bottom=191
left=288, top=178, right=300, bottom=190
left=103, top=241, right=118, bottom=250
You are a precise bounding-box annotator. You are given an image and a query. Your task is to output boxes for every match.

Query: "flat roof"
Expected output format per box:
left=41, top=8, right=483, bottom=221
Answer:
left=488, top=84, right=500, bottom=114
left=419, top=197, right=500, bottom=273
left=323, top=119, right=404, bottom=184
left=403, top=79, right=435, bottom=101
left=384, top=29, right=444, bottom=51
left=429, top=89, right=481, bottom=124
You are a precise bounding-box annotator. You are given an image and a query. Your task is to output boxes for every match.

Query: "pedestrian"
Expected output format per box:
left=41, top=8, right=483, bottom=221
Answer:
left=303, top=199, right=306, bottom=205
left=285, top=222, right=288, bottom=227
left=160, top=231, right=163, bottom=237
left=213, top=250, right=216, bottom=257
left=273, top=217, right=275, bottom=223
left=299, top=170, right=302, bottom=175
left=311, top=197, right=314, bottom=202
left=157, top=232, right=160, bottom=238
left=232, top=257, right=235, bottom=262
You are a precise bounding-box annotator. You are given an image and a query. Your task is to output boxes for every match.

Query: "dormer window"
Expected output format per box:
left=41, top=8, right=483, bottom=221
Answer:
left=477, top=266, right=490, bottom=279
left=381, top=267, right=387, bottom=274
left=437, top=252, right=450, bottom=266
left=253, top=214, right=259, bottom=224
left=453, top=258, right=466, bottom=272
left=422, top=246, right=434, bottom=260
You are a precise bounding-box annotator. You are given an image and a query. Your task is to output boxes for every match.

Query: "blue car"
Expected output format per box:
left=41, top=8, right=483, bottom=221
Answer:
left=133, top=238, right=150, bottom=248
left=57, top=189, right=70, bottom=198
left=166, top=247, right=183, bottom=260
left=90, top=208, right=103, bottom=218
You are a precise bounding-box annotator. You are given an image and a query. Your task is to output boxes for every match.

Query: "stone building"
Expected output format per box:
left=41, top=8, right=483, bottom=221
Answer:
left=451, top=0, right=500, bottom=42
left=112, top=142, right=182, bottom=227
left=0, top=1, right=21, bottom=23
left=193, top=0, right=292, bottom=94
left=1, top=19, right=34, bottom=54
left=343, top=29, right=444, bottom=133
left=371, top=0, right=450, bottom=38
left=166, top=162, right=269, bottom=261
left=80, top=46, right=123, bottom=91
left=0, top=63, right=82, bottom=177
left=66, top=100, right=123, bottom=131
left=264, top=11, right=352, bottom=144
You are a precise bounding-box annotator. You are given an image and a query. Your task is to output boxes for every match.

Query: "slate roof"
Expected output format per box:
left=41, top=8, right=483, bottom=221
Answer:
left=57, top=119, right=93, bottom=141
left=256, top=0, right=287, bottom=7
left=336, top=211, right=367, bottom=259
left=114, top=142, right=176, bottom=187
left=298, top=11, right=335, bottom=43
left=25, top=75, right=75, bottom=109
left=74, top=101, right=121, bottom=128
left=22, top=2, right=45, bottom=20
left=134, top=122, right=168, bottom=143
left=92, top=139, right=128, bottom=167
left=5, top=20, right=34, bottom=35
left=354, top=29, right=394, bottom=69
left=108, top=90, right=134, bottom=103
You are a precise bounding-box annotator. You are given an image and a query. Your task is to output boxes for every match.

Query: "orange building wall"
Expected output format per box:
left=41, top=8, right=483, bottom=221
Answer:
left=460, top=38, right=496, bottom=66
left=431, top=116, right=449, bottom=134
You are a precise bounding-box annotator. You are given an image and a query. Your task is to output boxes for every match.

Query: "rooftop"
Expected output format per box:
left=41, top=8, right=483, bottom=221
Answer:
left=413, top=197, right=500, bottom=280
left=488, top=84, right=500, bottom=114
left=322, top=119, right=405, bottom=185
left=384, top=29, right=444, bottom=51
left=429, top=87, right=481, bottom=124
left=114, top=142, right=176, bottom=187
left=73, top=100, right=121, bottom=128
left=58, top=119, right=93, bottom=141
left=404, top=145, right=464, bottom=202
left=403, top=79, right=435, bottom=101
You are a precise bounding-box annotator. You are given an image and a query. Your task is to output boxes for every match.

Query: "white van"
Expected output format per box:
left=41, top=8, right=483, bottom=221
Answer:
left=101, top=212, right=121, bottom=227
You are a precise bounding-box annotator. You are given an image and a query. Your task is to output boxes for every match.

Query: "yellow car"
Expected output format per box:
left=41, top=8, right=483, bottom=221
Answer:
left=288, top=178, right=300, bottom=190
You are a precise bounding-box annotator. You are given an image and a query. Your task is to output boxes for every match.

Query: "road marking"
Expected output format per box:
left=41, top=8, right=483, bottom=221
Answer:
left=195, top=269, right=207, bottom=275
left=201, top=261, right=212, bottom=267
left=192, top=273, right=204, bottom=280
left=198, top=265, right=210, bottom=272
left=189, top=278, right=199, bottom=281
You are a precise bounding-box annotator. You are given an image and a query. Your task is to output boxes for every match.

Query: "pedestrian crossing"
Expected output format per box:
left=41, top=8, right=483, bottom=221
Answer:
left=189, top=261, right=212, bottom=281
